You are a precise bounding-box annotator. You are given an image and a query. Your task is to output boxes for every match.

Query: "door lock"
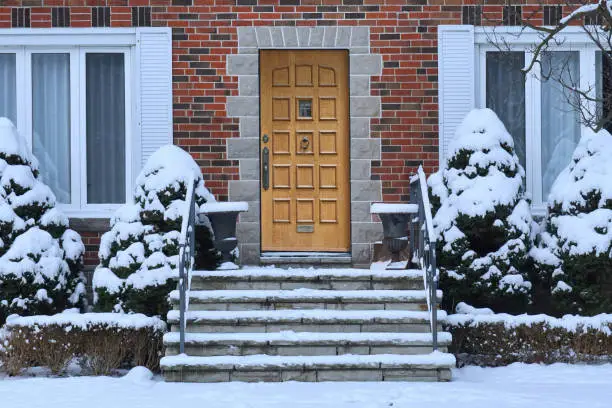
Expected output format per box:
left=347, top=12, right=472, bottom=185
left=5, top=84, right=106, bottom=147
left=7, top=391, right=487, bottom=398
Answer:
left=262, top=146, right=269, bottom=190
left=262, top=134, right=269, bottom=143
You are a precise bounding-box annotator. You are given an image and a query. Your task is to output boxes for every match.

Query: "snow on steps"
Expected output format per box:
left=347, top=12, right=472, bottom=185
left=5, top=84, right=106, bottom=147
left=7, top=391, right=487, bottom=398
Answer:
left=189, top=268, right=425, bottom=290
left=169, top=289, right=439, bottom=311
left=163, top=331, right=452, bottom=357
left=161, top=352, right=455, bottom=382
left=167, top=310, right=445, bottom=333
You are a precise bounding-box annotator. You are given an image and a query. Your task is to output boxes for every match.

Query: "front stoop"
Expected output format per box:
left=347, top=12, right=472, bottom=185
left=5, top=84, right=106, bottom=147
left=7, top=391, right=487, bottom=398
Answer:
left=161, top=268, right=454, bottom=382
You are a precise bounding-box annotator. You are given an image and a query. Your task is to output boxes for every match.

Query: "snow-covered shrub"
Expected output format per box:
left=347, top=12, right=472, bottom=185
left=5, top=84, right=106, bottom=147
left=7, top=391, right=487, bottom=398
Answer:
left=0, top=312, right=165, bottom=375
left=93, top=145, right=220, bottom=318
left=0, top=119, right=85, bottom=325
left=532, top=129, right=612, bottom=315
left=429, top=109, right=534, bottom=313
left=445, top=310, right=612, bottom=366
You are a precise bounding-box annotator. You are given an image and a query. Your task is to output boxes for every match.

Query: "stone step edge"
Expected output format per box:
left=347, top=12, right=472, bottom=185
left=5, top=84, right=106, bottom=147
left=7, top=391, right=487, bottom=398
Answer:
left=160, top=352, right=456, bottom=371
left=163, top=331, right=453, bottom=346
left=190, top=269, right=424, bottom=280
left=167, top=310, right=445, bottom=324
left=169, top=289, right=441, bottom=303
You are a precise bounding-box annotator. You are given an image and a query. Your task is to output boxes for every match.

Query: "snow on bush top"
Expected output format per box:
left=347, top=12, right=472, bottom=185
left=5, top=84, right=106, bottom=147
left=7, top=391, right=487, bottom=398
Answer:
left=0, top=117, right=37, bottom=169
left=446, top=310, right=612, bottom=334
left=5, top=311, right=166, bottom=331
left=548, top=128, right=612, bottom=214
left=433, top=109, right=525, bottom=226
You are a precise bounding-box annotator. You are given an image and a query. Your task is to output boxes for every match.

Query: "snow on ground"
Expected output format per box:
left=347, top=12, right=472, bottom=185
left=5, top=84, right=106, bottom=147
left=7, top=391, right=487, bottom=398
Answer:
left=1, top=363, right=610, bottom=408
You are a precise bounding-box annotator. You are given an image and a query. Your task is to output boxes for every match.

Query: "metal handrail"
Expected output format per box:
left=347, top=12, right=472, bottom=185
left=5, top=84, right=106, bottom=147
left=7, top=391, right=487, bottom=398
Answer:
left=178, top=179, right=196, bottom=355
left=409, top=165, right=439, bottom=351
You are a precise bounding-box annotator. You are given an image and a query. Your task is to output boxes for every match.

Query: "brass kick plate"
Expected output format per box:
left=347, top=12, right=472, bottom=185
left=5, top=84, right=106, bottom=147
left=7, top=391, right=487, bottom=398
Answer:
left=297, top=225, right=314, bottom=233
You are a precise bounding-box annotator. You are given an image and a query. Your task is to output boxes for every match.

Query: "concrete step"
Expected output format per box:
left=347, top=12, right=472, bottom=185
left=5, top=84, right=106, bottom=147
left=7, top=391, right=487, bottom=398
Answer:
left=167, top=310, right=445, bottom=333
left=163, top=331, right=451, bottom=357
left=170, top=289, right=438, bottom=311
left=189, top=268, right=425, bottom=290
left=161, top=352, right=455, bottom=382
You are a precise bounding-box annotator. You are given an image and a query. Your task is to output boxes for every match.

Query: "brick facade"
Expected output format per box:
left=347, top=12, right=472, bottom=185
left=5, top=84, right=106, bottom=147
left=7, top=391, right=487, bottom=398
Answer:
left=1, top=0, right=578, bottom=264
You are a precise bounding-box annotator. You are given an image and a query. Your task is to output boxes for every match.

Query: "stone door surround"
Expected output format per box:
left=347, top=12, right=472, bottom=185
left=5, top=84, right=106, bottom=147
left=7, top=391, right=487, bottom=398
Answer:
left=226, top=26, right=383, bottom=267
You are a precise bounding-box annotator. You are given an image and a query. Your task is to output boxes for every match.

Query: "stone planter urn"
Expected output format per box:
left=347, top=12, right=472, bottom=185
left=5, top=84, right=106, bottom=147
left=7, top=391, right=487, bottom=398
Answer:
left=199, top=201, right=249, bottom=269
left=370, top=203, right=417, bottom=269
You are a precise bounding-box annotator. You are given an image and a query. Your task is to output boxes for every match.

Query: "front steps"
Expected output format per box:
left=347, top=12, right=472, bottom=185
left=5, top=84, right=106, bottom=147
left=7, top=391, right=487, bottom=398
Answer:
left=161, top=267, right=454, bottom=382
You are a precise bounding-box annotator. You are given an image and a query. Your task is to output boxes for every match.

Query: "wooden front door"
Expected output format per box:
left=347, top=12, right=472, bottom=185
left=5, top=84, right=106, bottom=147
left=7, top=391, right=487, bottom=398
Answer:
left=260, top=50, right=350, bottom=252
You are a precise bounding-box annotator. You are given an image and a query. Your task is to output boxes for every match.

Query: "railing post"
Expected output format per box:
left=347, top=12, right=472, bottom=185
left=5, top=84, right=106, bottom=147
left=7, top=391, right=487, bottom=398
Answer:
left=430, top=241, right=438, bottom=351
left=178, top=251, right=185, bottom=354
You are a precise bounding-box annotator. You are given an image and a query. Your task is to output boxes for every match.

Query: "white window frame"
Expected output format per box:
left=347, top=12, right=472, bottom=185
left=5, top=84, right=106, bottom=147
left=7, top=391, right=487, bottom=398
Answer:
left=0, top=29, right=141, bottom=218
left=475, top=27, right=602, bottom=215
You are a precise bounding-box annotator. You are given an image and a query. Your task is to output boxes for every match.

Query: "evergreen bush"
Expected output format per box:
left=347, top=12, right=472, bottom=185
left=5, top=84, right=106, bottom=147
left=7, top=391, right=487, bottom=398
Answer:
left=429, top=109, right=534, bottom=313
left=92, top=145, right=220, bottom=318
left=0, top=118, right=85, bottom=324
left=532, top=129, right=612, bottom=315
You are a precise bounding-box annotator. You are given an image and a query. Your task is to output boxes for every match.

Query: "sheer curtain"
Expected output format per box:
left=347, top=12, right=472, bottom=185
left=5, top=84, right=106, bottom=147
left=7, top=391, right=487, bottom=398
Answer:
left=32, top=53, right=71, bottom=204
left=540, top=51, right=581, bottom=202
left=486, top=52, right=526, bottom=170
left=85, top=53, right=126, bottom=204
left=0, top=54, right=16, bottom=123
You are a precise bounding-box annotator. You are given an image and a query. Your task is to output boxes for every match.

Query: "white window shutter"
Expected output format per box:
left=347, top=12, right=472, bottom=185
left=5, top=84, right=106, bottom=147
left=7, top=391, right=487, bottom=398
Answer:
left=438, top=25, right=475, bottom=163
left=137, top=28, right=173, bottom=167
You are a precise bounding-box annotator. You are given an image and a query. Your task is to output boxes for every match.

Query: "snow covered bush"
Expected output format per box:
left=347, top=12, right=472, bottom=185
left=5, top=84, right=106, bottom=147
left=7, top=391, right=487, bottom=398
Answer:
left=92, top=145, right=220, bottom=318
left=0, top=312, right=165, bottom=375
left=429, top=109, right=534, bottom=313
left=0, top=118, right=85, bottom=325
left=445, top=309, right=612, bottom=366
left=532, top=129, right=612, bottom=315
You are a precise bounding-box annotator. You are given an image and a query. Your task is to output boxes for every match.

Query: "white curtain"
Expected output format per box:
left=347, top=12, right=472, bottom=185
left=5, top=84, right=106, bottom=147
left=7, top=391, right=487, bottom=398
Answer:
left=0, top=54, right=16, bottom=123
left=541, top=51, right=581, bottom=202
left=486, top=52, right=526, bottom=170
left=32, top=53, right=71, bottom=204
left=85, top=53, right=126, bottom=204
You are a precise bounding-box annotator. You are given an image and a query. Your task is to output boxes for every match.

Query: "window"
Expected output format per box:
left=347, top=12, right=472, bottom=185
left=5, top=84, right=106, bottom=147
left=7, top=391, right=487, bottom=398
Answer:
left=479, top=46, right=601, bottom=211
left=0, top=47, right=131, bottom=214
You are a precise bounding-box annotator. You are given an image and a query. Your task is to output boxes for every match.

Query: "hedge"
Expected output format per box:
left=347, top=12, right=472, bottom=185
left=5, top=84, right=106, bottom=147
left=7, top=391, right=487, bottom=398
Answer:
left=0, top=312, right=166, bottom=376
left=444, top=312, right=612, bottom=366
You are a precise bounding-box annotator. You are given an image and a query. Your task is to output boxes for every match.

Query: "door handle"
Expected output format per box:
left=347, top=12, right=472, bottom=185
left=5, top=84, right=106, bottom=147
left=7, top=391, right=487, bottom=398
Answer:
left=262, top=146, right=269, bottom=190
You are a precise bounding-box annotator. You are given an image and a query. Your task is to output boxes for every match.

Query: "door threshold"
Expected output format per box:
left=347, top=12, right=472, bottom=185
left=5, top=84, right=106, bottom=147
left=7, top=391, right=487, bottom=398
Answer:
left=260, top=252, right=352, bottom=265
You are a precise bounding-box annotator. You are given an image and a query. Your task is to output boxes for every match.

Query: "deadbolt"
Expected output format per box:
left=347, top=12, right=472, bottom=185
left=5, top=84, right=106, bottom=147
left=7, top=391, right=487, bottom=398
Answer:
left=262, top=134, right=269, bottom=143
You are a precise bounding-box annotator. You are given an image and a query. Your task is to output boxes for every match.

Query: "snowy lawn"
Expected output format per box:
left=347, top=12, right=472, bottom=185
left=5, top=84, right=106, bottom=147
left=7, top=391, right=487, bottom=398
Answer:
left=1, top=363, right=611, bottom=408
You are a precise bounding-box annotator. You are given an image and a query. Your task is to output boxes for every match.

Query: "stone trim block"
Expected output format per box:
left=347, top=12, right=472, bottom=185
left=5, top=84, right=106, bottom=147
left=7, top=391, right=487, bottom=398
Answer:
left=351, top=27, right=369, bottom=47
left=239, top=158, right=260, bottom=180
left=350, top=160, right=371, bottom=181
left=238, top=26, right=257, bottom=48
left=237, top=222, right=260, bottom=244
left=349, top=54, right=382, bottom=75
left=238, top=26, right=370, bottom=52
left=239, top=117, right=259, bottom=139
left=350, top=75, right=369, bottom=96
left=350, top=117, right=370, bottom=139
left=351, top=181, right=382, bottom=202
left=352, top=222, right=384, bottom=244
left=351, top=139, right=380, bottom=160
left=229, top=180, right=259, bottom=202
left=227, top=138, right=259, bottom=159
left=239, top=201, right=260, bottom=223
left=227, top=96, right=259, bottom=117
left=283, top=27, right=298, bottom=47
left=227, top=54, right=258, bottom=75
left=350, top=97, right=381, bottom=118
left=351, top=201, right=372, bottom=223
left=239, top=75, right=258, bottom=96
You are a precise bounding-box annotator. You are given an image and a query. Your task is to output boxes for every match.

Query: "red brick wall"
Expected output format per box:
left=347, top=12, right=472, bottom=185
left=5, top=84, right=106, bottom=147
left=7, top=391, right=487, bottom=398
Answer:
left=0, top=0, right=577, bottom=203
left=2, top=1, right=579, bottom=265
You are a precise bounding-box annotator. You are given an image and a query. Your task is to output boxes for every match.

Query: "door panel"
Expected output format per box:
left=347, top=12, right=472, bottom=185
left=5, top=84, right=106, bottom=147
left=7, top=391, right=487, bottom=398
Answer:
left=260, top=50, right=350, bottom=252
